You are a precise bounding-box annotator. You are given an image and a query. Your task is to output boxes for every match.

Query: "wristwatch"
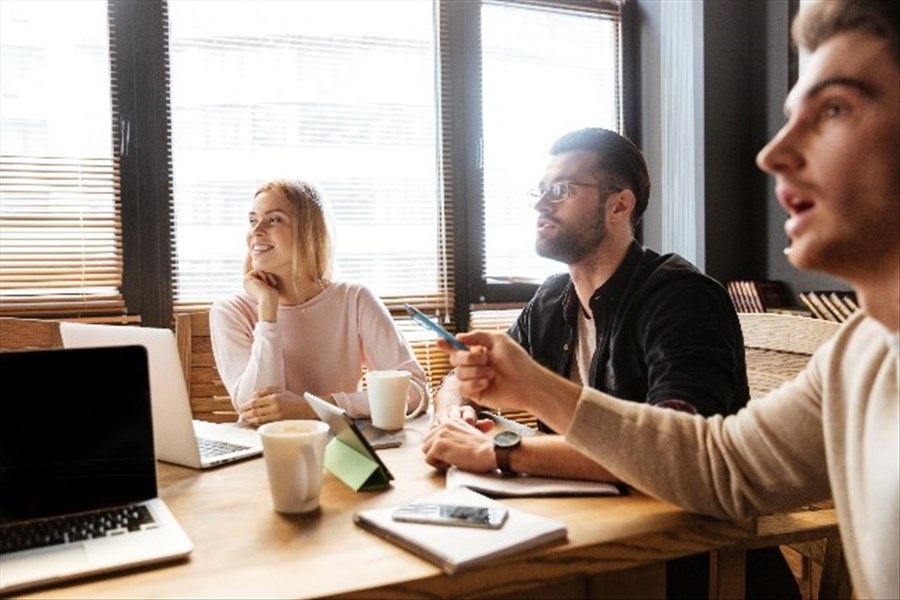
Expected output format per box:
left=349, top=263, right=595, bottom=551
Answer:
left=493, top=430, right=521, bottom=475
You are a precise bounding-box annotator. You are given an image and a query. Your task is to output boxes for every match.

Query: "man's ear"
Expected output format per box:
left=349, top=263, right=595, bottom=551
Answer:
left=608, top=189, right=636, bottom=224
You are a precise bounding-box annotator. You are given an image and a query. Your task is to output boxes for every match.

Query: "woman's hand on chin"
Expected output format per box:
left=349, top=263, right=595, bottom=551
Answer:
left=244, top=269, right=279, bottom=321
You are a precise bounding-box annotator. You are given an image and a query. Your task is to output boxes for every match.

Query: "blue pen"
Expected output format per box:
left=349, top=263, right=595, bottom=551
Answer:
left=403, top=304, right=469, bottom=350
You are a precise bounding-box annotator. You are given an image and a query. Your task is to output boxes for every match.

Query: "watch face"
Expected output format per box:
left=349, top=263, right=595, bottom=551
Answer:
left=494, top=430, right=520, bottom=448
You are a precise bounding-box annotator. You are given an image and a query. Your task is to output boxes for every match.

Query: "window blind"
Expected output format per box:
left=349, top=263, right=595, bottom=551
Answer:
left=166, top=0, right=452, bottom=316
left=469, top=306, right=524, bottom=333
left=0, top=0, right=122, bottom=318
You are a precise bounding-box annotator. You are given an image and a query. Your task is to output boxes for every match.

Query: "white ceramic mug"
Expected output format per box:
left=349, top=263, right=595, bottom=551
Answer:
left=366, top=370, right=424, bottom=431
left=258, top=420, right=330, bottom=514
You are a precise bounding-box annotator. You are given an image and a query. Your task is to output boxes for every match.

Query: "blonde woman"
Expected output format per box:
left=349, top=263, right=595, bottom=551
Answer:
left=210, top=179, right=429, bottom=426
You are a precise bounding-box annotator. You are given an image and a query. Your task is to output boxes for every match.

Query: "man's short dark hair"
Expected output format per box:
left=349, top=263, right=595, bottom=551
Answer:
left=794, top=0, right=899, bottom=65
left=549, top=128, right=651, bottom=228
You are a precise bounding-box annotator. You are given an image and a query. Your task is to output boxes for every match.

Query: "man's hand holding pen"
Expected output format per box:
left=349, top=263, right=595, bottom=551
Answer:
left=435, top=331, right=583, bottom=435
left=435, top=331, right=535, bottom=411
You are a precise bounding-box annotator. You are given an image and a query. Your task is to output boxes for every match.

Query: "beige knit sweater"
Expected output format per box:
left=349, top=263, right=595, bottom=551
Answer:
left=567, top=312, right=899, bottom=599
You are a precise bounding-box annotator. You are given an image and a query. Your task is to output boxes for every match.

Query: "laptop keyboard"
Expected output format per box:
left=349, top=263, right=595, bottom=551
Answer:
left=197, top=437, right=250, bottom=458
left=1, top=505, right=157, bottom=554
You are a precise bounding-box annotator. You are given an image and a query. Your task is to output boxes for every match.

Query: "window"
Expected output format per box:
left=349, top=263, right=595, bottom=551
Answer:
left=0, top=0, right=629, bottom=330
left=0, top=0, right=122, bottom=317
left=167, top=0, right=446, bottom=314
left=475, top=0, right=623, bottom=303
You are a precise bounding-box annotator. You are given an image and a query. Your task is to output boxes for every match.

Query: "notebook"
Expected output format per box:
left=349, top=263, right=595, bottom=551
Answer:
left=353, top=486, right=568, bottom=574
left=0, top=346, right=193, bottom=594
left=446, top=466, right=623, bottom=498
left=59, top=322, right=262, bottom=469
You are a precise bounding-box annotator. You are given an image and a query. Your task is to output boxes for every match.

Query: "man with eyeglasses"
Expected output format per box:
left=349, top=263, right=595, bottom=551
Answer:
left=424, top=127, right=799, bottom=598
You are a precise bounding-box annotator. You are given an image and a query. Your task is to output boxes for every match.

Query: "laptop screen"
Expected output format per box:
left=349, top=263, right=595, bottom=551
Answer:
left=0, top=345, right=157, bottom=523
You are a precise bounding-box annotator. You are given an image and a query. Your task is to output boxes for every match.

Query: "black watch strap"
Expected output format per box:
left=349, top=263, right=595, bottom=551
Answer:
left=493, top=431, right=521, bottom=475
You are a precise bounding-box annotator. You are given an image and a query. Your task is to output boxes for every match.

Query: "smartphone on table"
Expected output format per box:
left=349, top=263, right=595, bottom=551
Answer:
left=391, top=502, right=508, bottom=529
left=403, top=304, right=468, bottom=350
left=354, top=419, right=402, bottom=449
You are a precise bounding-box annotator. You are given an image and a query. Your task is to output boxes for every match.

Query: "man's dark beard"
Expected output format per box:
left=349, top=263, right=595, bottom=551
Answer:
left=535, top=212, right=607, bottom=265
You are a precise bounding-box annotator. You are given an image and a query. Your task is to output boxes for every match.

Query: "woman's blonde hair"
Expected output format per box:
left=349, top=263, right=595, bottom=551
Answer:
left=244, top=179, right=334, bottom=293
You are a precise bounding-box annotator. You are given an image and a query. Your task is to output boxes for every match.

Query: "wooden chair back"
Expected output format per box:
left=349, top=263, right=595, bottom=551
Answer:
left=0, top=317, right=63, bottom=350
left=175, top=312, right=238, bottom=423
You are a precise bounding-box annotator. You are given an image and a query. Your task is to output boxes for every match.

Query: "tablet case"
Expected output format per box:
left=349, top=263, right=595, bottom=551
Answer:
left=304, top=392, right=393, bottom=491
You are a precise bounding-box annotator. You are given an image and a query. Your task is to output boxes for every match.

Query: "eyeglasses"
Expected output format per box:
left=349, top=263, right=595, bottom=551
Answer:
left=526, top=181, right=622, bottom=207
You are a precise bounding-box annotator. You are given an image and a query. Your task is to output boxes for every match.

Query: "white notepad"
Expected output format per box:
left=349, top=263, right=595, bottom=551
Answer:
left=353, top=487, right=567, bottom=574
left=446, top=466, right=622, bottom=498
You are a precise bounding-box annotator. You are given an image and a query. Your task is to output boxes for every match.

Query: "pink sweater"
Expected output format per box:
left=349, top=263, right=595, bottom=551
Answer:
left=209, top=281, right=429, bottom=419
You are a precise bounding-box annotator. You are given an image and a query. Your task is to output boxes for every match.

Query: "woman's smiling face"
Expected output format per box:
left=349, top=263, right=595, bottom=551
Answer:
left=247, top=190, right=294, bottom=279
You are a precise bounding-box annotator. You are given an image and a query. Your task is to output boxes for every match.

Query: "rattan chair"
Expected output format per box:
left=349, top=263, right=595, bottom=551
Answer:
left=739, top=312, right=842, bottom=399
left=736, top=312, right=850, bottom=600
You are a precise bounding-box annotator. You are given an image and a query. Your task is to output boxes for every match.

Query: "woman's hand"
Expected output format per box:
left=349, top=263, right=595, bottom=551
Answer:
left=243, top=269, right=279, bottom=322
left=240, top=387, right=317, bottom=426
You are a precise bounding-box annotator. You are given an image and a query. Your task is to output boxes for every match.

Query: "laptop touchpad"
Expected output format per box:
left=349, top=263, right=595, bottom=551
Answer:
left=2, top=544, right=88, bottom=581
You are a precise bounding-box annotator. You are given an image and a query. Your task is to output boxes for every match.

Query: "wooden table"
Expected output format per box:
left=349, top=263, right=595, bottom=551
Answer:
left=23, top=418, right=840, bottom=599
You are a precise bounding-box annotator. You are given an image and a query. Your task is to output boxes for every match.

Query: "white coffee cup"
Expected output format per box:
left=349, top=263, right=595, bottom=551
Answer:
left=366, top=370, right=423, bottom=431
left=258, top=420, right=330, bottom=514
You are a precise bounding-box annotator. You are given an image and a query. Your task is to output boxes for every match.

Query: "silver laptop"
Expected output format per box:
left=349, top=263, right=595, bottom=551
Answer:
left=60, top=322, right=262, bottom=469
left=0, top=345, right=193, bottom=594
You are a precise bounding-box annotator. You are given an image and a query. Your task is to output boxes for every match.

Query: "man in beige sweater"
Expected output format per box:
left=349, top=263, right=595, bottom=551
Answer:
left=438, top=1, right=899, bottom=598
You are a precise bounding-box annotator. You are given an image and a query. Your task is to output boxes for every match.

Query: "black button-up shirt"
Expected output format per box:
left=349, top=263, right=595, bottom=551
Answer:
left=508, top=240, right=749, bottom=432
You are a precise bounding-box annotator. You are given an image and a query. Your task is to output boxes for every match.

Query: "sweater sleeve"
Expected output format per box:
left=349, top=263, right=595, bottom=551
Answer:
left=331, top=287, right=430, bottom=418
left=565, top=344, right=833, bottom=521
left=209, top=298, right=286, bottom=412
